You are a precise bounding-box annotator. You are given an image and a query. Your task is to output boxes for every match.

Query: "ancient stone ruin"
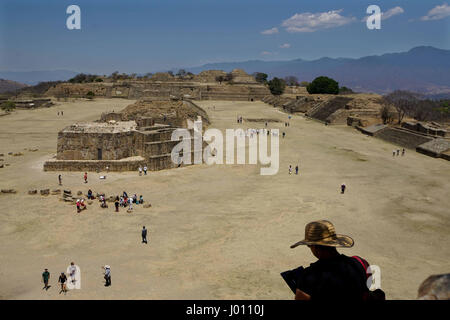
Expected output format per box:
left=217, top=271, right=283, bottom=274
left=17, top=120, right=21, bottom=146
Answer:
left=44, top=100, right=208, bottom=172
left=45, top=69, right=270, bottom=102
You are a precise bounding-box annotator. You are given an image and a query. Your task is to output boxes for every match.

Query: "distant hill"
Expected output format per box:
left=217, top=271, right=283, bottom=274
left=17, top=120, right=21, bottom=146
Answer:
left=0, top=79, right=28, bottom=93
left=0, top=70, right=78, bottom=85
left=185, top=46, right=450, bottom=97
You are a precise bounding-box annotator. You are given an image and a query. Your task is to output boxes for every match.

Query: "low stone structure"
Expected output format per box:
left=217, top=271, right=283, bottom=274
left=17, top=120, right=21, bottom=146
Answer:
left=416, top=139, right=450, bottom=160
left=44, top=100, right=208, bottom=172
left=402, top=121, right=448, bottom=137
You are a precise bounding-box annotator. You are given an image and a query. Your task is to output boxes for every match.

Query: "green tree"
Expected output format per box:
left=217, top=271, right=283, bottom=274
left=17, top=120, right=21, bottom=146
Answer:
left=1, top=101, right=16, bottom=112
left=268, top=77, right=286, bottom=96
left=253, top=72, right=268, bottom=84
left=86, top=91, right=95, bottom=100
left=307, top=76, right=339, bottom=94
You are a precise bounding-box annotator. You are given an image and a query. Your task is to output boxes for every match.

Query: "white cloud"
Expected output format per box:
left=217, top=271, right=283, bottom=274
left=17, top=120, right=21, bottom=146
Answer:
left=383, top=6, right=404, bottom=20
left=279, top=43, right=291, bottom=49
left=261, top=27, right=279, bottom=35
left=421, top=3, right=450, bottom=21
left=361, top=6, right=404, bottom=22
left=281, top=9, right=355, bottom=33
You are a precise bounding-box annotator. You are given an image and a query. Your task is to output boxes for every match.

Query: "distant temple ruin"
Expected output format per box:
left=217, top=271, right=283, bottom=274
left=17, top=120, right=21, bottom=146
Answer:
left=45, top=69, right=270, bottom=101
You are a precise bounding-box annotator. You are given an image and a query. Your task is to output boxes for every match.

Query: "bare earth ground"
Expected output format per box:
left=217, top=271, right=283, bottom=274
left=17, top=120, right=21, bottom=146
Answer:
left=0, top=98, right=448, bottom=300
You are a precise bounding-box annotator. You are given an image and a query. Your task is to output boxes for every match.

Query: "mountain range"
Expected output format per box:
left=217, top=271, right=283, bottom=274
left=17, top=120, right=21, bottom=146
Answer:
left=184, top=46, right=450, bottom=96
left=1, top=46, right=449, bottom=97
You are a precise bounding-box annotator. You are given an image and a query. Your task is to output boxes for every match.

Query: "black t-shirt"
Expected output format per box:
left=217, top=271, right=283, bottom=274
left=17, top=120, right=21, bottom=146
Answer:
left=296, top=254, right=367, bottom=300
left=59, top=275, right=67, bottom=283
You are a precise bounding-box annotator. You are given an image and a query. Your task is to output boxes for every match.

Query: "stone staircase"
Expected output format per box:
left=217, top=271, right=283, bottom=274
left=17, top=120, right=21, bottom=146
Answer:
left=374, top=127, right=433, bottom=149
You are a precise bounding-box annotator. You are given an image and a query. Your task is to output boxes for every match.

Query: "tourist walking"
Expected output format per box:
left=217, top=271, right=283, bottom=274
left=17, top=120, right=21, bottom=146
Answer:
left=103, top=265, right=111, bottom=286
left=397, top=149, right=400, bottom=156
left=42, top=268, right=50, bottom=290
left=341, top=183, right=346, bottom=194
left=128, top=197, right=133, bottom=210
left=402, top=148, right=405, bottom=156
left=283, top=132, right=286, bottom=139
left=143, top=165, right=148, bottom=175
left=58, top=174, right=62, bottom=186
left=138, top=166, right=143, bottom=176
left=295, top=165, right=299, bottom=175
left=84, top=172, right=88, bottom=183
left=115, top=198, right=119, bottom=212
left=289, top=165, right=292, bottom=175
left=58, top=272, right=67, bottom=294
left=142, top=226, right=148, bottom=244
left=393, top=150, right=396, bottom=157
left=69, top=262, right=77, bottom=286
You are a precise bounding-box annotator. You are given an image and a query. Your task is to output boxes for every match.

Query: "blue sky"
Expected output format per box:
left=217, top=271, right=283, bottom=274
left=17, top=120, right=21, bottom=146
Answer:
left=0, top=0, right=449, bottom=74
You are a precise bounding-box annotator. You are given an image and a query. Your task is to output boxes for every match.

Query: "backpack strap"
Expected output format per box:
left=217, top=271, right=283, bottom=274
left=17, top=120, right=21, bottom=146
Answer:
left=352, top=256, right=370, bottom=279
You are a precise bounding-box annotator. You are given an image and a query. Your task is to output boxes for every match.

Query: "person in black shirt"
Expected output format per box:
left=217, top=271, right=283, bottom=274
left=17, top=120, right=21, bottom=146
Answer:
left=142, top=226, right=148, bottom=244
left=58, top=272, right=68, bottom=294
left=287, top=220, right=377, bottom=300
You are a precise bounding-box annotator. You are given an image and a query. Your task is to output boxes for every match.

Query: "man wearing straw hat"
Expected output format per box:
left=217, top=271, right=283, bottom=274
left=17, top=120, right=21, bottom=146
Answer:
left=284, top=220, right=382, bottom=300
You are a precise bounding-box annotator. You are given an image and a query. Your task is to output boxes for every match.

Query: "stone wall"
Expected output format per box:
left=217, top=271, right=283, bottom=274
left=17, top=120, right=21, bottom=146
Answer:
left=402, top=122, right=448, bottom=137
left=56, top=131, right=139, bottom=160
left=43, top=158, right=147, bottom=172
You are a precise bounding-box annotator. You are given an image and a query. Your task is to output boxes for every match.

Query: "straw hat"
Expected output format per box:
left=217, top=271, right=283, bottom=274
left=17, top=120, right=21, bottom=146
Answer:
left=290, top=220, right=354, bottom=248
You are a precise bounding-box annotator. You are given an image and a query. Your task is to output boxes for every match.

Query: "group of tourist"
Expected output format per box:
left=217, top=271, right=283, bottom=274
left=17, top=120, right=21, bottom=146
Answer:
left=116, top=192, right=144, bottom=212
left=138, top=165, right=148, bottom=176
left=393, top=148, right=406, bottom=157
left=42, top=262, right=112, bottom=294
left=239, top=128, right=279, bottom=139
left=42, top=226, right=152, bottom=294
left=237, top=116, right=243, bottom=124
left=76, top=199, right=86, bottom=213
left=288, top=165, right=299, bottom=175
left=74, top=189, right=145, bottom=213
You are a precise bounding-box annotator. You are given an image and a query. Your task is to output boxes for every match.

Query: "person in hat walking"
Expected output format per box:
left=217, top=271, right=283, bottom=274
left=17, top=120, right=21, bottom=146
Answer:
left=286, top=220, right=384, bottom=301
left=341, top=183, right=346, bottom=194
left=103, top=265, right=111, bottom=286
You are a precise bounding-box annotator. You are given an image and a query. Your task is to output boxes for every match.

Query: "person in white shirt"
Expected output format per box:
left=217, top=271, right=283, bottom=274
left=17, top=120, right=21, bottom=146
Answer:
left=103, top=265, right=111, bottom=286
left=69, top=262, right=77, bottom=285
